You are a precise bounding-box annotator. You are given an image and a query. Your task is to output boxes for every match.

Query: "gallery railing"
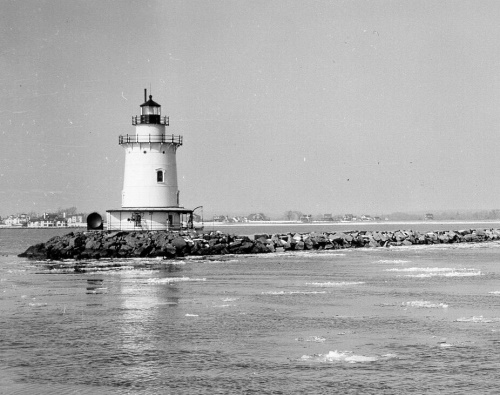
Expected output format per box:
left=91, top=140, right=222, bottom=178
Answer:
left=132, top=115, right=169, bottom=125
left=118, top=134, right=183, bottom=145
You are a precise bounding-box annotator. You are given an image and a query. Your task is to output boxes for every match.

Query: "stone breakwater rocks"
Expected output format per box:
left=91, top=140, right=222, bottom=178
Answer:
left=18, top=228, right=500, bottom=261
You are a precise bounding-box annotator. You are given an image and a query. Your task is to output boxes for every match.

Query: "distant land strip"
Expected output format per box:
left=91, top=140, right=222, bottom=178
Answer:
left=18, top=228, right=500, bottom=262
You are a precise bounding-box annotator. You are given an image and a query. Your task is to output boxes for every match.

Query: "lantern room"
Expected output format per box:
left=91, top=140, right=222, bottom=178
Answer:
left=131, top=89, right=169, bottom=126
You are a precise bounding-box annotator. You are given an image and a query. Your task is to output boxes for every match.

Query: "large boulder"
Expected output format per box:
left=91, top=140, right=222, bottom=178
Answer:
left=295, top=241, right=305, bottom=250
left=18, top=243, right=47, bottom=259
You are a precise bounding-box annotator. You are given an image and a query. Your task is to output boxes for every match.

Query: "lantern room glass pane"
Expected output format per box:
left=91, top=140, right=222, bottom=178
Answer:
left=142, top=107, right=160, bottom=115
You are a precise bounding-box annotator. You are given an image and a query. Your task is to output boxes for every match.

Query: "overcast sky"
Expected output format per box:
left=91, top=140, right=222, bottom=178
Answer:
left=2, top=0, right=500, bottom=218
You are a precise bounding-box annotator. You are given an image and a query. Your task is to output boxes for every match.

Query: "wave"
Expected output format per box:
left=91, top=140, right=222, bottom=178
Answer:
left=89, top=269, right=153, bottom=276
left=147, top=277, right=207, bottom=284
left=255, top=251, right=347, bottom=259
left=376, top=260, right=410, bottom=264
left=300, top=350, right=378, bottom=364
left=295, top=336, right=326, bottom=343
left=387, top=267, right=461, bottom=272
left=456, top=315, right=500, bottom=323
left=488, top=291, right=500, bottom=295
left=261, top=291, right=327, bottom=295
left=402, top=300, right=449, bottom=308
left=407, top=271, right=481, bottom=278
left=193, top=258, right=240, bottom=263
left=308, top=253, right=347, bottom=257
left=306, top=281, right=365, bottom=287
left=386, top=267, right=481, bottom=277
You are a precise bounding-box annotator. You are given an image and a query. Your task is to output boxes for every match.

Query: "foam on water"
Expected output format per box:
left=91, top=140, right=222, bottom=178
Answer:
left=407, top=270, right=482, bottom=278
left=221, top=297, right=239, bottom=302
left=93, top=269, right=155, bottom=276
left=28, top=302, right=48, bottom=307
left=261, top=290, right=327, bottom=295
left=456, top=316, right=500, bottom=323
left=42, top=258, right=190, bottom=275
left=147, top=277, right=207, bottom=284
left=389, top=241, right=500, bottom=251
left=306, top=281, right=365, bottom=287
left=308, top=252, right=346, bottom=257
left=257, top=251, right=346, bottom=259
left=387, top=267, right=462, bottom=272
left=295, top=336, right=326, bottom=343
left=300, top=350, right=378, bottom=364
left=386, top=267, right=482, bottom=277
left=195, top=258, right=240, bottom=263
left=402, top=300, right=449, bottom=308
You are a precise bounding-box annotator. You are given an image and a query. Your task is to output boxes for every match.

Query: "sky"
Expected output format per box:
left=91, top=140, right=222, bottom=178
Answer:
left=2, top=0, right=500, bottom=218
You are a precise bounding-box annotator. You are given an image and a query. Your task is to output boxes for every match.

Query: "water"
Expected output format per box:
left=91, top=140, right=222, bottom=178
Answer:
left=1, top=227, right=500, bottom=394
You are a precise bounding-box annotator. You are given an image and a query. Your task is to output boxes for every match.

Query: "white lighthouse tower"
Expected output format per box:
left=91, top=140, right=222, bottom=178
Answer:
left=106, top=89, right=194, bottom=231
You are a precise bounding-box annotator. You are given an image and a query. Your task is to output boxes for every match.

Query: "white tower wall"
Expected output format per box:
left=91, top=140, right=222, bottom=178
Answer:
left=122, top=143, right=179, bottom=207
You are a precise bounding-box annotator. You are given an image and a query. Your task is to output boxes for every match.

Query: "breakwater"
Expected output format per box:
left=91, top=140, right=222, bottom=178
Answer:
left=17, top=228, right=500, bottom=261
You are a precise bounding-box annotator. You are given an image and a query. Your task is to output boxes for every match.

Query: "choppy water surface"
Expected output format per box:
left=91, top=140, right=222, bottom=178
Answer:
left=1, top=228, right=500, bottom=394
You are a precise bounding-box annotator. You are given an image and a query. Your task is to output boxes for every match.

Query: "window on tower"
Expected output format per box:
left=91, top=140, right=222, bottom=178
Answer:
left=157, top=170, right=164, bottom=183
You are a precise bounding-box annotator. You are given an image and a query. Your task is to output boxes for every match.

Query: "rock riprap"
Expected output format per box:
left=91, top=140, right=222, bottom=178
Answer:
left=17, top=228, right=500, bottom=261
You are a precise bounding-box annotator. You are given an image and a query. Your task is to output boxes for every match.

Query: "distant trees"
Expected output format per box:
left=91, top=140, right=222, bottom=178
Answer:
left=283, top=210, right=303, bottom=221
left=57, top=206, right=78, bottom=216
left=248, top=213, right=269, bottom=221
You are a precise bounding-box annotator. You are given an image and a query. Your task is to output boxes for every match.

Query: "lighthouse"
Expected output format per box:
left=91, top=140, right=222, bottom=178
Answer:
left=106, top=89, right=195, bottom=231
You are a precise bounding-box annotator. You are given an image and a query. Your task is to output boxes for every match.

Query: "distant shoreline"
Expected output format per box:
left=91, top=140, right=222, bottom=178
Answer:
left=203, top=220, right=500, bottom=227
left=3, top=220, right=500, bottom=230
left=0, top=225, right=87, bottom=230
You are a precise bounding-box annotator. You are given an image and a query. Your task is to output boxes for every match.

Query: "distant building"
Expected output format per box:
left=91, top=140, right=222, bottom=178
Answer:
left=342, top=214, right=354, bottom=222
left=323, top=214, right=334, bottom=221
left=67, top=215, right=86, bottom=227
left=28, top=213, right=67, bottom=228
left=300, top=214, right=312, bottom=223
left=230, top=216, right=248, bottom=223
left=3, top=214, right=29, bottom=227
left=424, top=213, right=434, bottom=220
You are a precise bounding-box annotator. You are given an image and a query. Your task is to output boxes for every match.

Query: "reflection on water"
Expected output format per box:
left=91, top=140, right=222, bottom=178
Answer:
left=1, top=239, right=500, bottom=393
left=86, top=278, right=107, bottom=294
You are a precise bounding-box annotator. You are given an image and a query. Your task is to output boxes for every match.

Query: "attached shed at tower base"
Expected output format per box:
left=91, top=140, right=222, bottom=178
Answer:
left=106, top=208, right=194, bottom=231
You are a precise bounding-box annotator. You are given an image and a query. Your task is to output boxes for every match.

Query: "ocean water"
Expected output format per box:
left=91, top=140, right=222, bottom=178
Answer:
left=1, top=227, right=500, bottom=394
